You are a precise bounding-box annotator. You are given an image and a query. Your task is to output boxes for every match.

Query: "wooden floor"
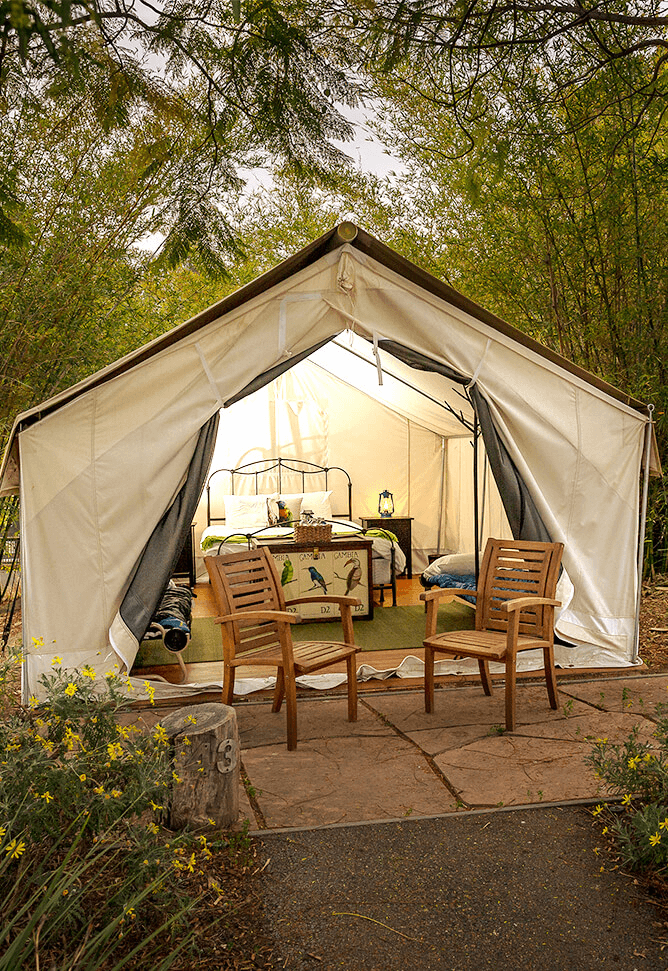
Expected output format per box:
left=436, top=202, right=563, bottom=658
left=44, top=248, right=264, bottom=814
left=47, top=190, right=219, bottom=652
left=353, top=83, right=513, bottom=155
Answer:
left=191, top=575, right=425, bottom=618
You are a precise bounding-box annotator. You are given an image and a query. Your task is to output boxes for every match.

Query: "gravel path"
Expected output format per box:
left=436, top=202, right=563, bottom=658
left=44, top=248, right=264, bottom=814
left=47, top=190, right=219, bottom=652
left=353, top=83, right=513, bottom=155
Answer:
left=258, top=806, right=668, bottom=970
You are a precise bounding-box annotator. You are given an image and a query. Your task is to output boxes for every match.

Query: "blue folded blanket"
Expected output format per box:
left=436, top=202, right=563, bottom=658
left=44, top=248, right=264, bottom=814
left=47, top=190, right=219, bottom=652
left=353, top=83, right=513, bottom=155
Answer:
left=424, top=572, right=477, bottom=605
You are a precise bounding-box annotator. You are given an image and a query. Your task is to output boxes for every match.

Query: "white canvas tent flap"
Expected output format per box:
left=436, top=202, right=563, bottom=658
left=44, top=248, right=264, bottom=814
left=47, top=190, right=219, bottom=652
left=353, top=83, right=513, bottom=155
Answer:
left=0, top=224, right=653, bottom=701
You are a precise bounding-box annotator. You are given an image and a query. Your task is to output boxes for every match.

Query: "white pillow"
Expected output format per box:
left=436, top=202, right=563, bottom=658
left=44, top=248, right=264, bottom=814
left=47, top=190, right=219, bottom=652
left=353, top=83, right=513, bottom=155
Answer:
left=300, top=490, right=333, bottom=520
left=422, top=552, right=477, bottom=580
left=224, top=494, right=271, bottom=529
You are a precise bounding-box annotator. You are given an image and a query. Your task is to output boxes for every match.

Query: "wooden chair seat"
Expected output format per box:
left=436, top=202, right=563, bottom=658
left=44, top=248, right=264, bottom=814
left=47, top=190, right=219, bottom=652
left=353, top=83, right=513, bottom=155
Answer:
left=230, top=641, right=356, bottom=673
left=205, top=548, right=362, bottom=750
left=423, top=629, right=552, bottom=663
left=421, top=538, right=564, bottom=731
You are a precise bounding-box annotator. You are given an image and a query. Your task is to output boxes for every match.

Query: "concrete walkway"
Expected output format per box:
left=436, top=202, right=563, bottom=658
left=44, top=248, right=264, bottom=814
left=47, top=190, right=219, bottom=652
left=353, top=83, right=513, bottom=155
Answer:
left=235, top=674, right=668, bottom=831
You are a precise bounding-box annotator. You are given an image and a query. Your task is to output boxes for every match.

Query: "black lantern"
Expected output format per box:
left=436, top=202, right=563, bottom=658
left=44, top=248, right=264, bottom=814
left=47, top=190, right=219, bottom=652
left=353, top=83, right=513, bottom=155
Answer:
left=378, top=490, right=394, bottom=517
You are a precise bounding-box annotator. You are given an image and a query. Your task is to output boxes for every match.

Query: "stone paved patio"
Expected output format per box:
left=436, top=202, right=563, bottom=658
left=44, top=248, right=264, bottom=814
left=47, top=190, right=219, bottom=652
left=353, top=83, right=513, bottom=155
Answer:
left=234, top=674, right=668, bottom=830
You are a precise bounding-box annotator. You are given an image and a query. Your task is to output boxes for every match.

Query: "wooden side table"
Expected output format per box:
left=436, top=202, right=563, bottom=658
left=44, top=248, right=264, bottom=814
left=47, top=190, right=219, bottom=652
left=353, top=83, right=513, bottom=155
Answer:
left=360, top=517, right=413, bottom=578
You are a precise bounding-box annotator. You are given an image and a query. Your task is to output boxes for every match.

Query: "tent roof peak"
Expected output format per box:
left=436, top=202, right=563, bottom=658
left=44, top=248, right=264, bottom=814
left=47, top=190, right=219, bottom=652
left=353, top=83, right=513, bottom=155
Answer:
left=0, top=222, right=652, bottom=495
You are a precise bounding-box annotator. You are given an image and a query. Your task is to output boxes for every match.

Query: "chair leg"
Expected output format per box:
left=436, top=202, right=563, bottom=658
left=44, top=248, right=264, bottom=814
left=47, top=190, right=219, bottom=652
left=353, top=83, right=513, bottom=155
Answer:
left=222, top=665, right=235, bottom=706
left=479, top=660, right=493, bottom=696
left=272, top=667, right=285, bottom=713
left=284, top=668, right=298, bottom=751
left=505, top=658, right=517, bottom=731
left=391, top=574, right=397, bottom=607
left=544, top=643, right=558, bottom=710
left=425, top=645, right=435, bottom=713
left=346, top=653, right=358, bottom=722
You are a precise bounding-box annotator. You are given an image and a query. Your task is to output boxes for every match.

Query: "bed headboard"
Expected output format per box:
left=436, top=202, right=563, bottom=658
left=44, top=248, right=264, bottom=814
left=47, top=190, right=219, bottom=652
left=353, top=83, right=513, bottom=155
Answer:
left=206, top=457, right=353, bottom=525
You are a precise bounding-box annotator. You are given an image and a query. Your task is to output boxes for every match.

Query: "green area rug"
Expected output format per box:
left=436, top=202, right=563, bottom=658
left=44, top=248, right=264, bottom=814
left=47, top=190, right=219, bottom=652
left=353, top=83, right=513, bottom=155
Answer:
left=132, top=602, right=474, bottom=670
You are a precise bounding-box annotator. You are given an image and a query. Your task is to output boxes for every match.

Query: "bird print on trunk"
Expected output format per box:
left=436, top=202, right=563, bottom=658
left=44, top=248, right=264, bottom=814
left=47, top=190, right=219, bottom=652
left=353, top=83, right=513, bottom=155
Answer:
left=343, top=557, right=362, bottom=594
left=280, top=557, right=295, bottom=586
left=306, top=566, right=327, bottom=593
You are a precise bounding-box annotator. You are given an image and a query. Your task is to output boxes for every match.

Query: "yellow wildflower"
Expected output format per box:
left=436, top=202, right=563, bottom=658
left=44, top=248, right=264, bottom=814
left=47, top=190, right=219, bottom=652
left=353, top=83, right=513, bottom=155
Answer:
left=32, top=636, right=44, bottom=647
left=172, top=771, right=182, bottom=784
left=622, top=794, right=632, bottom=806
left=147, top=822, right=159, bottom=835
left=64, top=683, right=77, bottom=697
left=51, top=655, right=62, bottom=666
left=28, top=696, right=39, bottom=707
left=660, top=818, right=668, bottom=831
left=591, top=804, right=605, bottom=816
left=185, top=715, right=197, bottom=725
left=5, top=839, right=25, bottom=859
left=153, top=725, right=168, bottom=744
left=41, top=791, right=54, bottom=803
left=650, top=832, right=662, bottom=847
left=107, top=742, right=123, bottom=761
left=81, top=665, right=95, bottom=679
left=79, top=774, right=87, bottom=782
left=111, top=789, right=122, bottom=799
left=94, top=786, right=105, bottom=795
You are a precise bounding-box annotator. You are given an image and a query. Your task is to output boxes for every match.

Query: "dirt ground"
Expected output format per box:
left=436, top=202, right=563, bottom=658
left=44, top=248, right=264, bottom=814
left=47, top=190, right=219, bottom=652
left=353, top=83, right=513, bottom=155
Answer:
left=638, top=577, right=668, bottom=670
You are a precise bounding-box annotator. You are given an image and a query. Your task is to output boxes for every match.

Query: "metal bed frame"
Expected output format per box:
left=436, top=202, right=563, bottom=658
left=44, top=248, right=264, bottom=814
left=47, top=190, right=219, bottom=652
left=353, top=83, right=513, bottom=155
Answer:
left=206, top=457, right=353, bottom=526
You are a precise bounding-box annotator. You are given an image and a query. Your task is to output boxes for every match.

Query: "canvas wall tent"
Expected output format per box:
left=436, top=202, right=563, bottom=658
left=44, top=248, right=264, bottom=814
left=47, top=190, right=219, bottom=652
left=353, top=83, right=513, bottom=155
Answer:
left=0, top=222, right=659, bottom=703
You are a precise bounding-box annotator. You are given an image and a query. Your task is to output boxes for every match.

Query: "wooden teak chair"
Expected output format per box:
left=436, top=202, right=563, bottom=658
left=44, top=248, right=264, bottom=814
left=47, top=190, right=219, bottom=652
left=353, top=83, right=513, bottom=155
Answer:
left=420, top=538, right=563, bottom=731
left=205, top=547, right=362, bottom=750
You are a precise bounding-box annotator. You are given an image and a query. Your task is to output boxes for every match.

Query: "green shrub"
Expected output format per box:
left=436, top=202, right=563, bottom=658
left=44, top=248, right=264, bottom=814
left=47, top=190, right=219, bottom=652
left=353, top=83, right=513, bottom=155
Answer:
left=0, top=653, right=206, bottom=968
left=587, top=701, right=668, bottom=873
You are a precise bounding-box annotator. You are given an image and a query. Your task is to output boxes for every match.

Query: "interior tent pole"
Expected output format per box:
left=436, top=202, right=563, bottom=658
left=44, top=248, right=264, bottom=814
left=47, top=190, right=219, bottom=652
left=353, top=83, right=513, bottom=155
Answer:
left=436, top=437, right=446, bottom=553
left=634, top=404, right=655, bottom=663
left=473, top=409, right=480, bottom=582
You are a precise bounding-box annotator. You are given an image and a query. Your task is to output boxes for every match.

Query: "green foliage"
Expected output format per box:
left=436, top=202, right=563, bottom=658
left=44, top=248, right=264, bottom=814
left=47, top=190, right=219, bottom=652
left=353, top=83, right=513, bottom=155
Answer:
left=0, top=653, right=217, bottom=968
left=587, top=704, right=668, bottom=872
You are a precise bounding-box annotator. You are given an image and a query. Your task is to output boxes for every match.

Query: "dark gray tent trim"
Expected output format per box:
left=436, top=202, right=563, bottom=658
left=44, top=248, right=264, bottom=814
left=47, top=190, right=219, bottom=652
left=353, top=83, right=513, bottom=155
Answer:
left=379, top=341, right=552, bottom=546
left=118, top=412, right=219, bottom=644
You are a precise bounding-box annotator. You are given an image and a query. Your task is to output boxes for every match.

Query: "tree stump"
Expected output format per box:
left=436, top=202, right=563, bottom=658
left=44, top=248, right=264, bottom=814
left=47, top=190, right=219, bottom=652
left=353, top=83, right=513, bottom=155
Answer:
left=160, top=703, right=239, bottom=831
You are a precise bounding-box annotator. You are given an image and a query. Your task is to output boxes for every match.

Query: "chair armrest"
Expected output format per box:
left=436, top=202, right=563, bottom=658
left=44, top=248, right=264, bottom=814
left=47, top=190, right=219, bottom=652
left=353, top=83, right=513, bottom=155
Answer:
left=285, top=596, right=362, bottom=608
left=214, top=610, right=299, bottom=625
left=420, top=588, right=478, bottom=603
left=502, top=597, right=561, bottom=613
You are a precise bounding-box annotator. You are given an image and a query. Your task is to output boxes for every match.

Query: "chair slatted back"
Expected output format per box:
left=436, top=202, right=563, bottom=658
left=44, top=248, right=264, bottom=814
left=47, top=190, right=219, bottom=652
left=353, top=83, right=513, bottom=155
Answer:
left=205, top=548, right=287, bottom=662
left=476, top=539, right=563, bottom=639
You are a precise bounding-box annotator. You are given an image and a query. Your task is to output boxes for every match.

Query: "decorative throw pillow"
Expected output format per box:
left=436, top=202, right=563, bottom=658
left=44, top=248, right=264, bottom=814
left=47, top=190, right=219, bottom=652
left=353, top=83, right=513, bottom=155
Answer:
left=276, top=494, right=302, bottom=523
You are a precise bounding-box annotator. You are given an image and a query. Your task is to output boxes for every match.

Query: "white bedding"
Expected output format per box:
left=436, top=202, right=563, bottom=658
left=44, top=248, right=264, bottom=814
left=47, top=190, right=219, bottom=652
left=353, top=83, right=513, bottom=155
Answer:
left=199, top=521, right=406, bottom=580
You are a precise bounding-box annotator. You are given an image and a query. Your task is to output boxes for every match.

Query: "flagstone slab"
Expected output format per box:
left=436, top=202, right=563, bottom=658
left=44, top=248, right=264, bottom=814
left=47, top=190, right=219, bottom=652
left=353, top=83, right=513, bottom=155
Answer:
left=511, top=709, right=658, bottom=744
left=562, top=676, right=668, bottom=716
left=364, top=684, right=593, bottom=756
left=242, top=735, right=459, bottom=829
left=234, top=697, right=392, bottom=749
left=430, top=710, right=655, bottom=808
